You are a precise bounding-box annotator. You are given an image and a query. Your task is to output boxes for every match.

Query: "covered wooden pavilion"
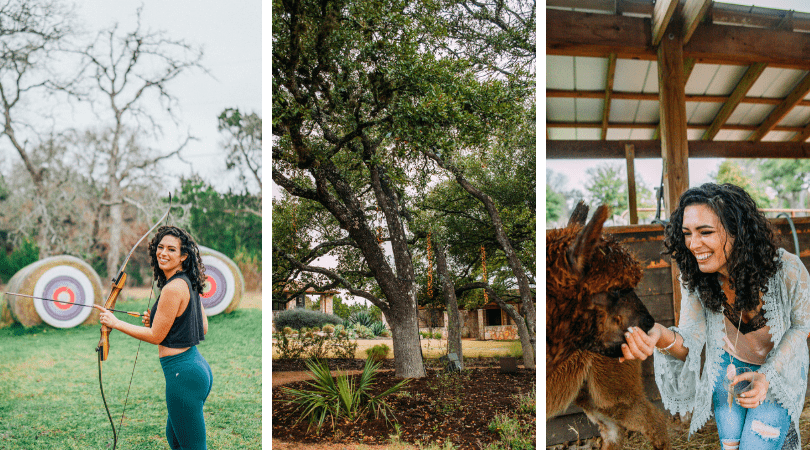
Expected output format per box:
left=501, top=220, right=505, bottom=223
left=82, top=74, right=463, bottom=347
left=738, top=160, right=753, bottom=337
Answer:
left=546, top=0, right=810, bottom=446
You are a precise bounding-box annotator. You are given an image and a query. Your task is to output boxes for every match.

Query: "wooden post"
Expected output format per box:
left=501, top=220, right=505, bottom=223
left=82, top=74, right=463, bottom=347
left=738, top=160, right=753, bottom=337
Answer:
left=625, top=144, right=638, bottom=224
left=658, top=17, right=690, bottom=326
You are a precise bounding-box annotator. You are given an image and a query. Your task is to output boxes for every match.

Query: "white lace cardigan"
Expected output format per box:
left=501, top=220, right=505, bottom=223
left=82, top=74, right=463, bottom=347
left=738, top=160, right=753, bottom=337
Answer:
left=654, top=249, right=810, bottom=450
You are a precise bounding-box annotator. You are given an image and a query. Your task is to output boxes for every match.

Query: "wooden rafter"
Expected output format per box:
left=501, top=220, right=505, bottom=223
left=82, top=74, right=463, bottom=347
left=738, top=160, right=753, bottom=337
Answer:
left=546, top=89, right=810, bottom=107
left=793, top=123, right=810, bottom=143
left=547, top=140, right=810, bottom=159
left=547, top=121, right=805, bottom=133
left=748, top=73, right=810, bottom=142
left=702, top=62, right=767, bottom=141
left=682, top=0, right=712, bottom=43
left=546, top=0, right=810, bottom=32
left=652, top=0, right=678, bottom=46
left=547, top=9, right=810, bottom=70
left=601, top=54, right=617, bottom=140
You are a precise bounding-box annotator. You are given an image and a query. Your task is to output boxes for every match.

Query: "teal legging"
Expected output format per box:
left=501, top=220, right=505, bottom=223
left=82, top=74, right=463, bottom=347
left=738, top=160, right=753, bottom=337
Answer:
left=160, top=346, right=213, bottom=450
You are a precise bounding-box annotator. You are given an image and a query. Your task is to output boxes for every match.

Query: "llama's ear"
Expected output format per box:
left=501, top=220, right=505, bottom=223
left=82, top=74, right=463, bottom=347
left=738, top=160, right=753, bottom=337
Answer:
left=567, top=201, right=589, bottom=227
left=566, top=204, right=610, bottom=276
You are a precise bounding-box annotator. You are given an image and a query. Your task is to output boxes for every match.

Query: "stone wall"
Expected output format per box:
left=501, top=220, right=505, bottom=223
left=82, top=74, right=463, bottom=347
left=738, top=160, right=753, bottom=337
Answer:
left=483, top=325, right=518, bottom=340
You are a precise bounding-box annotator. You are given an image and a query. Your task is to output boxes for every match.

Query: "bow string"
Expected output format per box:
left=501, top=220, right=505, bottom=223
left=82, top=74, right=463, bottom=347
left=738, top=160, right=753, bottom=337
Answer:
left=97, top=194, right=172, bottom=450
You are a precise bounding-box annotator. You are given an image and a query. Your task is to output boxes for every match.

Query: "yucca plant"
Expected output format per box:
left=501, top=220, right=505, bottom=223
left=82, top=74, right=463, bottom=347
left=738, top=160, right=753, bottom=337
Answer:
left=350, top=311, right=375, bottom=327
left=369, top=321, right=387, bottom=336
left=280, top=358, right=410, bottom=431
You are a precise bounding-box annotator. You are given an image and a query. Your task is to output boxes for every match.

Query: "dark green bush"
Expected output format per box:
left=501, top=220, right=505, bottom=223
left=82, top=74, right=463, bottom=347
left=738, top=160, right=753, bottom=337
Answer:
left=274, top=308, right=342, bottom=330
left=365, top=344, right=390, bottom=362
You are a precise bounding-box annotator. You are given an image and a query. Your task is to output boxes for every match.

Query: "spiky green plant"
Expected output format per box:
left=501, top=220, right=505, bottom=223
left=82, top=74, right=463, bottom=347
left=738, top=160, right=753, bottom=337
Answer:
left=280, top=358, right=410, bottom=431
left=370, top=321, right=387, bottom=336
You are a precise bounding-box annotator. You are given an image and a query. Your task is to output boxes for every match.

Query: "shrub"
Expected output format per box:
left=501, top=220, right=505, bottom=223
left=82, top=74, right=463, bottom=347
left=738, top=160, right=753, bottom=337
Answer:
left=274, top=308, right=343, bottom=330
left=369, top=321, right=387, bottom=336
left=282, top=326, right=294, bottom=335
left=322, top=324, right=335, bottom=334
left=328, top=331, right=358, bottom=359
left=280, top=358, right=410, bottom=430
left=274, top=332, right=308, bottom=360
left=365, top=344, right=390, bottom=362
left=355, top=324, right=374, bottom=339
left=350, top=311, right=375, bottom=327
left=380, top=330, right=391, bottom=338
left=433, top=331, right=442, bottom=339
left=508, top=341, right=523, bottom=359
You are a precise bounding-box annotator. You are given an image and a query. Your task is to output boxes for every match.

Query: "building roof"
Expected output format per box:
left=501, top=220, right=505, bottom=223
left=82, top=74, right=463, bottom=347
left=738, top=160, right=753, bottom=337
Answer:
left=547, top=0, right=810, bottom=159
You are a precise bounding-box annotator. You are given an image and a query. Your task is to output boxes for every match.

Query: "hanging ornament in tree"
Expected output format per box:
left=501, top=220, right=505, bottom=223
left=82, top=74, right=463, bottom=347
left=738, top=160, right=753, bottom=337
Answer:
left=427, top=232, right=433, bottom=298
left=481, top=245, right=488, bottom=302
left=376, top=205, right=384, bottom=244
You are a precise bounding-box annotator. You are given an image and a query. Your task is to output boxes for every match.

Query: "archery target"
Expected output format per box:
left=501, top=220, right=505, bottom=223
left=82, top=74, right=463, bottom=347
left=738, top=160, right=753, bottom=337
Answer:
left=33, top=266, right=95, bottom=328
left=199, top=254, right=236, bottom=315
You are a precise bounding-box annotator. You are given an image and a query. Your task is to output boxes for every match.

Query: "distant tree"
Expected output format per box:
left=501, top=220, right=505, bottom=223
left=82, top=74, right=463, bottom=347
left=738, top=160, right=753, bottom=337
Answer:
left=69, top=6, right=205, bottom=275
left=585, top=163, right=654, bottom=223
left=175, top=177, right=261, bottom=261
left=713, top=159, right=772, bottom=209
left=757, top=159, right=810, bottom=211
left=547, top=184, right=564, bottom=223
left=218, top=108, right=262, bottom=195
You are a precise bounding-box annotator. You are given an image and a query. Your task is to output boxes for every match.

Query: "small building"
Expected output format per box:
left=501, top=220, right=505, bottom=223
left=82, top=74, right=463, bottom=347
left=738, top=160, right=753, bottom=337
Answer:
left=273, top=285, right=339, bottom=317
left=417, top=300, right=525, bottom=340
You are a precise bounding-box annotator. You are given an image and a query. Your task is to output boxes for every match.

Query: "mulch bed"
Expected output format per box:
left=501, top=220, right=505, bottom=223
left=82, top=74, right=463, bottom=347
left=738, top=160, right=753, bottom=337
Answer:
left=272, top=365, right=536, bottom=449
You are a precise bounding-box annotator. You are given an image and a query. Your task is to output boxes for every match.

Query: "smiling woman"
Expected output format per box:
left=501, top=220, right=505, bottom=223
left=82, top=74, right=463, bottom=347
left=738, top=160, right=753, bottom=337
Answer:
left=619, top=183, right=810, bottom=450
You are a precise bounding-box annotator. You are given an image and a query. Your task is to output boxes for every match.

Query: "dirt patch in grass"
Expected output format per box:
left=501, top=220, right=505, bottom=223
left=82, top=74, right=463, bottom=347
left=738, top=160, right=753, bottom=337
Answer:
left=273, top=367, right=535, bottom=449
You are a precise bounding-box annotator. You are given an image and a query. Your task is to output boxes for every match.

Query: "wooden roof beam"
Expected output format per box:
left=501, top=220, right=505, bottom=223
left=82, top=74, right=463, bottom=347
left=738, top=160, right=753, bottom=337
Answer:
left=652, top=0, right=679, bottom=47
left=748, top=72, right=810, bottom=142
left=547, top=121, right=805, bottom=133
left=682, top=0, right=712, bottom=43
left=546, top=89, right=810, bottom=107
left=601, top=54, right=617, bottom=141
left=702, top=62, right=767, bottom=141
left=546, top=140, right=810, bottom=159
left=547, top=9, right=810, bottom=69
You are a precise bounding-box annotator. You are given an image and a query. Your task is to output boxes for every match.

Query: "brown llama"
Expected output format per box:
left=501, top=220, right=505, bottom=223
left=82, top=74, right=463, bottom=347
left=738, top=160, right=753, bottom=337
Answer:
left=547, top=202, right=671, bottom=450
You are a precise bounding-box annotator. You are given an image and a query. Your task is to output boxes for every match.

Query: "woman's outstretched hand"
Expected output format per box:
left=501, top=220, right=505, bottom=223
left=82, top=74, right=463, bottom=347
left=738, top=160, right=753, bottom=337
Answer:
left=619, top=323, right=665, bottom=363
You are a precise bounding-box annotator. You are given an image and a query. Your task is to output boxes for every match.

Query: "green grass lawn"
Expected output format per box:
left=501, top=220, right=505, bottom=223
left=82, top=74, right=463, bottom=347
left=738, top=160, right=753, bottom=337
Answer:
left=0, top=296, right=261, bottom=449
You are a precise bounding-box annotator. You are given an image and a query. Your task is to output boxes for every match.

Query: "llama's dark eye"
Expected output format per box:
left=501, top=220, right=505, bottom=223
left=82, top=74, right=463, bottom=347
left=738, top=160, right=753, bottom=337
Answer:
left=613, top=316, right=622, bottom=325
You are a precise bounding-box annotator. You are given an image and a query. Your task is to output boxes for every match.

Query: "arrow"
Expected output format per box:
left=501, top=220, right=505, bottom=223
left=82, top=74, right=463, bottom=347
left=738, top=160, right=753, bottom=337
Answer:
left=4, top=292, right=144, bottom=317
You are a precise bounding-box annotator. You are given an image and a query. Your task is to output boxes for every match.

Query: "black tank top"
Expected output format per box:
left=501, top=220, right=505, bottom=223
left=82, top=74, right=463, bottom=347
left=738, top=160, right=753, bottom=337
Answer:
left=149, top=272, right=205, bottom=348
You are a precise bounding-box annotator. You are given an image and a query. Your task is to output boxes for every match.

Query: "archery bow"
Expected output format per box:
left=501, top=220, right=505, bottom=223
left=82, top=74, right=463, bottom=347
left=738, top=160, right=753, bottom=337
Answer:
left=97, top=197, right=172, bottom=449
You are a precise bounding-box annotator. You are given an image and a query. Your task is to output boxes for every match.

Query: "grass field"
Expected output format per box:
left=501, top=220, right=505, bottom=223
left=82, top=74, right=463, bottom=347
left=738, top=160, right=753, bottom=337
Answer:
left=0, top=294, right=261, bottom=450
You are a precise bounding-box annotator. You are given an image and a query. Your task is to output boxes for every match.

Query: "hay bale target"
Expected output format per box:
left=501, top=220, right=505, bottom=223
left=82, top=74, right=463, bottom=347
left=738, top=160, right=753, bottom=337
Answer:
left=198, top=246, right=244, bottom=315
left=4, top=255, right=103, bottom=328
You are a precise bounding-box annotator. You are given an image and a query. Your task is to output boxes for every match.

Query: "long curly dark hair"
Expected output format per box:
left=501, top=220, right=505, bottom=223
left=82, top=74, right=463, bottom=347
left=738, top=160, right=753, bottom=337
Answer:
left=148, top=226, right=207, bottom=293
left=663, top=183, right=781, bottom=313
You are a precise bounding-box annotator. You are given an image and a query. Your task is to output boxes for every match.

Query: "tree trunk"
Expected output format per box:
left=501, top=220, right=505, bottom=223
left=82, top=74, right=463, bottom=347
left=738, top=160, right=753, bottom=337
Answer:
left=435, top=242, right=463, bottom=369
left=425, top=152, right=536, bottom=365
left=387, top=287, right=427, bottom=378
left=485, top=287, right=535, bottom=369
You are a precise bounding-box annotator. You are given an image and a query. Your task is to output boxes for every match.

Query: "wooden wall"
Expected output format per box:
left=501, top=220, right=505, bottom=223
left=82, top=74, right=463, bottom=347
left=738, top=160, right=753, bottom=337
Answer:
left=547, top=216, right=810, bottom=447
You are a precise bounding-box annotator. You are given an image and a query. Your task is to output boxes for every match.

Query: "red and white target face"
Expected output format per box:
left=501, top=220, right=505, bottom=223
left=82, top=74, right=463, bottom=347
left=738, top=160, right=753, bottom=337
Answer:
left=33, top=266, right=94, bottom=328
left=52, top=286, right=76, bottom=310
left=201, top=276, right=218, bottom=299
left=199, top=254, right=236, bottom=315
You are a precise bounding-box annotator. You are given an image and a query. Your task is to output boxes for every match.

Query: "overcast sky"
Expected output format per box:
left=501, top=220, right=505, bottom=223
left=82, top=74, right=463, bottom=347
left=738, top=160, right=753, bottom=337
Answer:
left=68, top=0, right=262, bottom=194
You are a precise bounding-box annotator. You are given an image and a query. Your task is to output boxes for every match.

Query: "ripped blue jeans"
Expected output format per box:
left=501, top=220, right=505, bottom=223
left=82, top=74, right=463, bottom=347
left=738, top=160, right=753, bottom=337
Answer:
left=712, top=351, right=790, bottom=450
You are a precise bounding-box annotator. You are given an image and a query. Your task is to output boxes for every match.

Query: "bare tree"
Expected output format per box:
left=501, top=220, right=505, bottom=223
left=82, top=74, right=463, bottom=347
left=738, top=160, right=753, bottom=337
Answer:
left=218, top=108, right=261, bottom=194
left=0, top=0, right=75, bottom=254
left=70, top=6, right=204, bottom=274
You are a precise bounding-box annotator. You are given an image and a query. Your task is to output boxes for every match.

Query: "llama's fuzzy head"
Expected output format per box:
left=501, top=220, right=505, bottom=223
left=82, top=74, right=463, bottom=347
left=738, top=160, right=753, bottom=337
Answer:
left=547, top=202, right=656, bottom=364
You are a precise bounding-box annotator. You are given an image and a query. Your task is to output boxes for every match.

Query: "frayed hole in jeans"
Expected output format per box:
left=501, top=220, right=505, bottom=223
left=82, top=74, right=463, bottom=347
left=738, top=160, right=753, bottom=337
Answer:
left=751, top=420, right=780, bottom=440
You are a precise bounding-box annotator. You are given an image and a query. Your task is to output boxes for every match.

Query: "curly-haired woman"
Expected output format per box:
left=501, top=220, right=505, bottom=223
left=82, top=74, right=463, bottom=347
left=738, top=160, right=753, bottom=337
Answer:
left=96, top=226, right=212, bottom=449
left=619, top=183, right=810, bottom=450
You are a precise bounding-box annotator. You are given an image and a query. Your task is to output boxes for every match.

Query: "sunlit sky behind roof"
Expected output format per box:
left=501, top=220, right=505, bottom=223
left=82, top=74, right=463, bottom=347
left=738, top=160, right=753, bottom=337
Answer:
left=544, top=0, right=810, bottom=205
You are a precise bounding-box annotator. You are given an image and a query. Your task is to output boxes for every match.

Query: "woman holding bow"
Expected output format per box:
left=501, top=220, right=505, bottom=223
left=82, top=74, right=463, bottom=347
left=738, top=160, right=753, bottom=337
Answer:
left=96, top=225, right=212, bottom=450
